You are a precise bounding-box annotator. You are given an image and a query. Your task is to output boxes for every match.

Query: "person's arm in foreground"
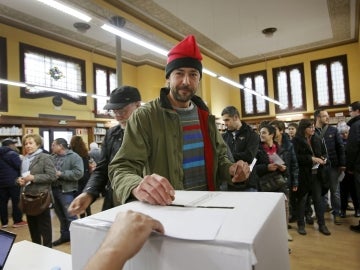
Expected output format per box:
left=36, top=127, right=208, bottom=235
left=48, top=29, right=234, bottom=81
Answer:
left=84, top=210, right=164, bottom=270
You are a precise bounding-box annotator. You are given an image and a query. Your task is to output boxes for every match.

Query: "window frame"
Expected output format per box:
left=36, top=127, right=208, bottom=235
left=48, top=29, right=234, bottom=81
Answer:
left=272, top=63, right=307, bottom=113
left=93, top=63, right=116, bottom=118
left=19, top=43, right=86, bottom=105
left=239, top=70, right=269, bottom=117
left=0, top=37, right=8, bottom=112
left=310, top=54, right=350, bottom=109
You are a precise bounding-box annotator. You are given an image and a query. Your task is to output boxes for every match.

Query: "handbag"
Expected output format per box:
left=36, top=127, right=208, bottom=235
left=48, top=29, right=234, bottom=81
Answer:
left=259, top=171, right=287, bottom=192
left=18, top=189, right=51, bottom=216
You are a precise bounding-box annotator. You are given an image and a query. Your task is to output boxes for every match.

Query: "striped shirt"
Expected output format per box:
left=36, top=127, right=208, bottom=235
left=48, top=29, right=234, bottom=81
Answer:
left=175, top=103, right=207, bottom=190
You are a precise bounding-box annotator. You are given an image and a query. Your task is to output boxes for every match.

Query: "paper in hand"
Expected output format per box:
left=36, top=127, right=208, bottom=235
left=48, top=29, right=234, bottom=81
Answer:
left=269, top=153, right=285, bottom=165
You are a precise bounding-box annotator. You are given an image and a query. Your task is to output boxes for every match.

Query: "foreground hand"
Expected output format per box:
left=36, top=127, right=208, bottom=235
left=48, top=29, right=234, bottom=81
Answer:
left=84, top=210, right=164, bottom=270
left=68, top=193, right=93, bottom=216
left=132, top=174, right=175, bottom=205
left=230, top=160, right=250, bottom=183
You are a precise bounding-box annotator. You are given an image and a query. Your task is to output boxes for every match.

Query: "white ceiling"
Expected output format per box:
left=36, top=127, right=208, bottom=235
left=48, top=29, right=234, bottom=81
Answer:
left=0, top=0, right=358, bottom=69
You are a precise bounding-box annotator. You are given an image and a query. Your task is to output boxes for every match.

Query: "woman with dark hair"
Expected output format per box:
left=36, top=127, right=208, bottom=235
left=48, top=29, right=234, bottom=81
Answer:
left=70, top=135, right=91, bottom=218
left=258, top=124, right=292, bottom=240
left=292, top=119, right=330, bottom=236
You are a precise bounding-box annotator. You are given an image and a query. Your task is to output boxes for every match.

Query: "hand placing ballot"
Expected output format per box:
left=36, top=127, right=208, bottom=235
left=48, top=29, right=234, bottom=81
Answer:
left=230, top=160, right=250, bottom=183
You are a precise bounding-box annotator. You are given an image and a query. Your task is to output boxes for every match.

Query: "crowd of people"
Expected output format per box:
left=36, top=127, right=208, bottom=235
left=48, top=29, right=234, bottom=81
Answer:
left=0, top=35, right=359, bottom=268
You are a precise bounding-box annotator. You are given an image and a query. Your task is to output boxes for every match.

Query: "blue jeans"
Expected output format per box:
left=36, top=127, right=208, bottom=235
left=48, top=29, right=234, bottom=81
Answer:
left=52, top=187, right=77, bottom=240
left=0, top=185, right=23, bottom=225
left=322, top=167, right=341, bottom=216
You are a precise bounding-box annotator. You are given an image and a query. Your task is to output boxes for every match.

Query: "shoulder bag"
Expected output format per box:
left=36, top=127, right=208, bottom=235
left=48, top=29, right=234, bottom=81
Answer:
left=258, top=171, right=287, bottom=192
left=18, top=187, right=51, bottom=216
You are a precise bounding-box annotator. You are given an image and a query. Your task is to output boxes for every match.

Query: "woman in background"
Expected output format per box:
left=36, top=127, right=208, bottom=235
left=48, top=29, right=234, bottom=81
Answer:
left=292, top=119, right=330, bottom=236
left=70, top=135, right=91, bottom=217
left=17, top=133, right=56, bottom=247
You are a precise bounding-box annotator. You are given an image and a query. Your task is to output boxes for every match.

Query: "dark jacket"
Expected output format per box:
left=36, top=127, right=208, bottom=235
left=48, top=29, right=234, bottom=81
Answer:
left=222, top=121, right=259, bottom=163
left=84, top=125, right=124, bottom=199
left=222, top=122, right=260, bottom=191
left=292, top=133, right=327, bottom=196
left=278, top=134, right=299, bottom=188
left=0, top=146, right=21, bottom=188
left=315, top=125, right=345, bottom=168
left=346, top=115, right=360, bottom=173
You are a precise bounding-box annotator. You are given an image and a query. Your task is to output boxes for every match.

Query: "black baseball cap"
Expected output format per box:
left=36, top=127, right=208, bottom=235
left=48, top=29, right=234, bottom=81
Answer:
left=1, top=138, right=17, bottom=146
left=103, top=86, right=141, bottom=110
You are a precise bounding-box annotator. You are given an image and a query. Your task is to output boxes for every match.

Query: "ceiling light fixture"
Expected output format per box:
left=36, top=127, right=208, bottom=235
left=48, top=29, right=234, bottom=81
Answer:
left=36, top=0, right=92, bottom=22
left=73, top=22, right=91, bottom=33
left=262, top=27, right=277, bottom=37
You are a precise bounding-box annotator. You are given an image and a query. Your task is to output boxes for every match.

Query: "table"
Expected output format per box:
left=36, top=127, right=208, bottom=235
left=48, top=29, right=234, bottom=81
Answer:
left=4, top=240, right=71, bottom=270
left=71, top=191, right=290, bottom=270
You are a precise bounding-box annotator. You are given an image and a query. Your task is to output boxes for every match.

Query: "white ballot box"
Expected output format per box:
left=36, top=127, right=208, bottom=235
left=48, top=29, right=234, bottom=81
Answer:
left=71, top=191, right=289, bottom=270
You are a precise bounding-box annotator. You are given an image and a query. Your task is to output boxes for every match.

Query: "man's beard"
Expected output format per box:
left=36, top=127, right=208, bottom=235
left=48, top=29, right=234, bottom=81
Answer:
left=170, top=85, right=196, bottom=102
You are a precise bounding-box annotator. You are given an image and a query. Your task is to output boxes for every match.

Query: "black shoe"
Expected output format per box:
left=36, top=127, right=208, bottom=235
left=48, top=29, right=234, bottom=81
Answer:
left=52, top=238, right=70, bottom=246
left=305, top=216, right=314, bottom=225
left=350, top=224, right=360, bottom=233
left=354, top=210, right=360, bottom=217
left=319, top=225, right=331, bottom=236
left=297, top=226, right=307, bottom=235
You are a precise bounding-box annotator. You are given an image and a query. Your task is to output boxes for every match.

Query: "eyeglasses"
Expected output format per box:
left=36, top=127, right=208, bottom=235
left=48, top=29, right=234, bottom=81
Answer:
left=109, top=103, right=134, bottom=116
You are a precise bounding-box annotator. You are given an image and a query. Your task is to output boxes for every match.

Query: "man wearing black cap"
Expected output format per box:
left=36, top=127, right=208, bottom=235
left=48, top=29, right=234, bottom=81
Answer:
left=0, top=138, right=27, bottom=228
left=68, top=86, right=142, bottom=215
left=109, top=35, right=250, bottom=206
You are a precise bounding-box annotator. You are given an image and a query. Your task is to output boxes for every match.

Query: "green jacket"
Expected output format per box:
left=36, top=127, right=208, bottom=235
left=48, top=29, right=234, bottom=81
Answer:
left=109, top=88, right=233, bottom=205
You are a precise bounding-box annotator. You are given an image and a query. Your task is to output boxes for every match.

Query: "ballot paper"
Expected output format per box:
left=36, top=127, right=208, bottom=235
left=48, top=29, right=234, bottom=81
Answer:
left=269, top=153, right=285, bottom=165
left=90, top=200, right=230, bottom=241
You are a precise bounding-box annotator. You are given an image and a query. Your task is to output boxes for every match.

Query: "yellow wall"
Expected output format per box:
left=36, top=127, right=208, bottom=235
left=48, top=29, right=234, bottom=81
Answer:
left=1, top=23, right=360, bottom=122
left=231, top=42, right=360, bottom=120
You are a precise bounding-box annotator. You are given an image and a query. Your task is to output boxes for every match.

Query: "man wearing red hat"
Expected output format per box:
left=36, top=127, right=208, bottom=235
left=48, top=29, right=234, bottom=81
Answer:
left=109, top=35, right=250, bottom=205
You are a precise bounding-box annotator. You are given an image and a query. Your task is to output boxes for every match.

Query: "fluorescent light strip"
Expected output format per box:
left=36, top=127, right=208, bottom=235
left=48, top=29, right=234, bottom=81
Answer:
left=31, top=85, right=88, bottom=97
left=91, top=94, right=110, bottom=100
left=203, top=68, right=217, bottom=77
left=0, top=79, right=27, bottom=87
left=101, top=24, right=168, bottom=56
left=37, top=0, right=92, bottom=22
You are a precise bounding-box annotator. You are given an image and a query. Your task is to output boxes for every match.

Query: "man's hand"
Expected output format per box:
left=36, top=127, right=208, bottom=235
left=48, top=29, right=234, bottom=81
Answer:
left=132, top=174, right=175, bottom=205
left=230, top=160, right=250, bottom=183
left=68, top=193, right=93, bottom=216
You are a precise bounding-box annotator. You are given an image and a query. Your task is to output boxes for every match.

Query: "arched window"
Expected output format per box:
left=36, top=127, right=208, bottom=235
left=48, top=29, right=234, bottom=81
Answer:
left=20, top=43, right=86, bottom=104
left=93, top=64, right=116, bottom=118
left=239, top=70, right=269, bottom=117
left=273, top=63, right=306, bottom=113
left=311, top=55, right=350, bottom=108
